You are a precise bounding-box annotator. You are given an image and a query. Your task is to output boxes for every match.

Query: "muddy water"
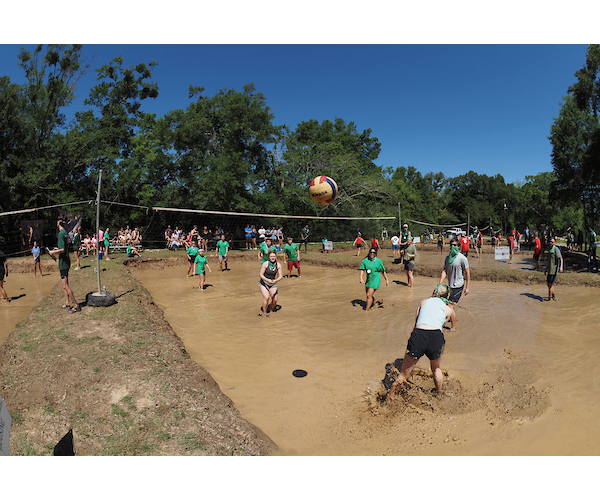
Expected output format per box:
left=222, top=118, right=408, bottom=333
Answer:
left=0, top=271, right=58, bottom=345
left=133, top=257, right=600, bottom=455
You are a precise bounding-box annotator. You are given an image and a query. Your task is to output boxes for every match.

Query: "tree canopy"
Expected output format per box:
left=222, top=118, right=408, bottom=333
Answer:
left=0, top=44, right=594, bottom=249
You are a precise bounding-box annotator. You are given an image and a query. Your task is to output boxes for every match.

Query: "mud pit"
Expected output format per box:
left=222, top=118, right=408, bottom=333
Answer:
left=132, top=249, right=600, bottom=456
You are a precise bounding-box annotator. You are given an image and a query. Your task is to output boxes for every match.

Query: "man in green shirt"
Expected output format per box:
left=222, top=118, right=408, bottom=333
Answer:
left=215, top=234, right=229, bottom=272
left=545, top=236, right=563, bottom=301
left=403, top=236, right=417, bottom=288
left=283, top=236, right=301, bottom=278
left=359, top=247, right=389, bottom=311
left=49, top=219, right=80, bottom=313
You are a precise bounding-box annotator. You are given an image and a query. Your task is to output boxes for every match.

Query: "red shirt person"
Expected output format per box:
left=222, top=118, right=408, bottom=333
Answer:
left=460, top=235, right=469, bottom=257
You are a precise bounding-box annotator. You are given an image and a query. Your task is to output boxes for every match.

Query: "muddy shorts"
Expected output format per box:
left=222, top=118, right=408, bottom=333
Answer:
left=405, top=261, right=414, bottom=271
left=218, top=254, right=228, bottom=261
left=405, top=328, right=445, bottom=361
left=547, top=273, right=557, bottom=285
left=287, top=260, right=300, bottom=271
left=60, top=269, right=69, bottom=279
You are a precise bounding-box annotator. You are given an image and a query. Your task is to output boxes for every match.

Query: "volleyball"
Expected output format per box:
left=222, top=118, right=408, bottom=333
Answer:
left=309, top=176, right=338, bottom=205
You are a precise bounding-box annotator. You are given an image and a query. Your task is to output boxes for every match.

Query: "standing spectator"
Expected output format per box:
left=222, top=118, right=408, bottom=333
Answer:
left=215, top=234, right=229, bottom=272
left=577, top=229, right=584, bottom=252
left=381, top=227, right=388, bottom=246
left=258, top=226, right=266, bottom=245
left=439, top=237, right=470, bottom=329
left=73, top=227, right=82, bottom=270
left=507, top=232, right=515, bottom=264
left=201, top=225, right=210, bottom=251
left=32, top=240, right=43, bottom=277
left=49, top=219, right=79, bottom=313
left=251, top=225, right=258, bottom=250
left=391, top=233, right=400, bottom=260
left=437, top=231, right=444, bottom=255
left=359, top=247, right=389, bottom=312
left=300, top=224, right=310, bottom=253
left=0, top=247, right=9, bottom=303
left=589, top=226, right=598, bottom=272
left=476, top=229, right=483, bottom=258
left=98, top=227, right=105, bottom=257
left=244, top=223, right=253, bottom=250
left=103, top=228, right=111, bottom=260
left=533, top=232, right=542, bottom=271
left=459, top=233, right=469, bottom=257
left=403, top=236, right=417, bottom=288
left=546, top=236, right=563, bottom=301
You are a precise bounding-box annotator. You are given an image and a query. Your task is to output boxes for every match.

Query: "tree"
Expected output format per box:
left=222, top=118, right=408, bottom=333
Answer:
left=551, top=44, right=600, bottom=232
left=156, top=84, right=280, bottom=214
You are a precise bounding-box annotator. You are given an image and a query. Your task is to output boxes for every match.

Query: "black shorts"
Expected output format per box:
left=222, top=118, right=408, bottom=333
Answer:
left=547, top=273, right=557, bottom=285
left=405, top=261, right=414, bottom=271
left=0, top=270, right=5, bottom=281
left=405, top=328, right=445, bottom=361
left=449, top=286, right=463, bottom=303
left=99, top=241, right=105, bottom=249
left=60, top=269, right=69, bottom=279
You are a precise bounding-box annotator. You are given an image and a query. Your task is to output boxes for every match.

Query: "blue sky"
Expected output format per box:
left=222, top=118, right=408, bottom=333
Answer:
left=0, top=43, right=589, bottom=184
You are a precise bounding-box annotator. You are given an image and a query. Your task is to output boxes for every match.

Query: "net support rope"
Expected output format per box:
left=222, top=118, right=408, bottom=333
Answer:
left=1, top=200, right=395, bottom=221
left=152, top=206, right=396, bottom=220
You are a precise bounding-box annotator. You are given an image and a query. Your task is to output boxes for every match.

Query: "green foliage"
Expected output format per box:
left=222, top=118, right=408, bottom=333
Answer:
left=0, top=44, right=594, bottom=243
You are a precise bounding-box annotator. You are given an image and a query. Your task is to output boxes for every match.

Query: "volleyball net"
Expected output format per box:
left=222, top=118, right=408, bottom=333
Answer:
left=0, top=200, right=397, bottom=255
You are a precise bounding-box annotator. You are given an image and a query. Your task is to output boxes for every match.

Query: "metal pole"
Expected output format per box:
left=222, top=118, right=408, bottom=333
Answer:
left=96, top=169, right=102, bottom=293
left=398, top=203, right=401, bottom=234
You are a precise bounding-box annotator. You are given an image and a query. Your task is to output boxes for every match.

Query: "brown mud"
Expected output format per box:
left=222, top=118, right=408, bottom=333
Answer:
left=1, top=244, right=599, bottom=456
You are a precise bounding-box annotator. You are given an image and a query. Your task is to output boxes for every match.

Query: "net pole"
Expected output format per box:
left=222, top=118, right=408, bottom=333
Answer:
left=96, top=170, right=102, bottom=293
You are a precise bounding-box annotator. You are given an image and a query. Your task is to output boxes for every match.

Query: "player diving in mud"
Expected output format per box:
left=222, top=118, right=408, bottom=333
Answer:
left=387, top=284, right=456, bottom=399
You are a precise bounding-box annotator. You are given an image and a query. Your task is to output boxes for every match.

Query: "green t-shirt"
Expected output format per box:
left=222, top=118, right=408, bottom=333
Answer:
left=74, top=233, right=81, bottom=248
left=127, top=245, right=134, bottom=257
left=57, top=228, right=71, bottom=271
left=104, top=232, right=110, bottom=248
left=260, top=242, right=275, bottom=262
left=195, top=254, right=208, bottom=274
left=547, top=245, right=562, bottom=275
left=187, top=246, right=199, bottom=259
left=301, top=227, right=310, bottom=239
left=404, top=243, right=417, bottom=263
left=216, top=240, right=229, bottom=256
left=591, top=230, right=597, bottom=249
left=283, top=243, right=299, bottom=262
left=359, top=257, right=386, bottom=289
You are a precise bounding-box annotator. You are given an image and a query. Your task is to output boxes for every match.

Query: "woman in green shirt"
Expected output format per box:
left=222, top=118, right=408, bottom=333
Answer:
left=359, top=247, right=389, bottom=311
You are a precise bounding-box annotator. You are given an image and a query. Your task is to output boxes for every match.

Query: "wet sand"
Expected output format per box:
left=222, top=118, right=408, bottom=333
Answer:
left=133, top=250, right=600, bottom=455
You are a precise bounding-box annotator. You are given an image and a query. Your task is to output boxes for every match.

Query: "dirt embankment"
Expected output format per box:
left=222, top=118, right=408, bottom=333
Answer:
left=0, top=256, right=277, bottom=456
